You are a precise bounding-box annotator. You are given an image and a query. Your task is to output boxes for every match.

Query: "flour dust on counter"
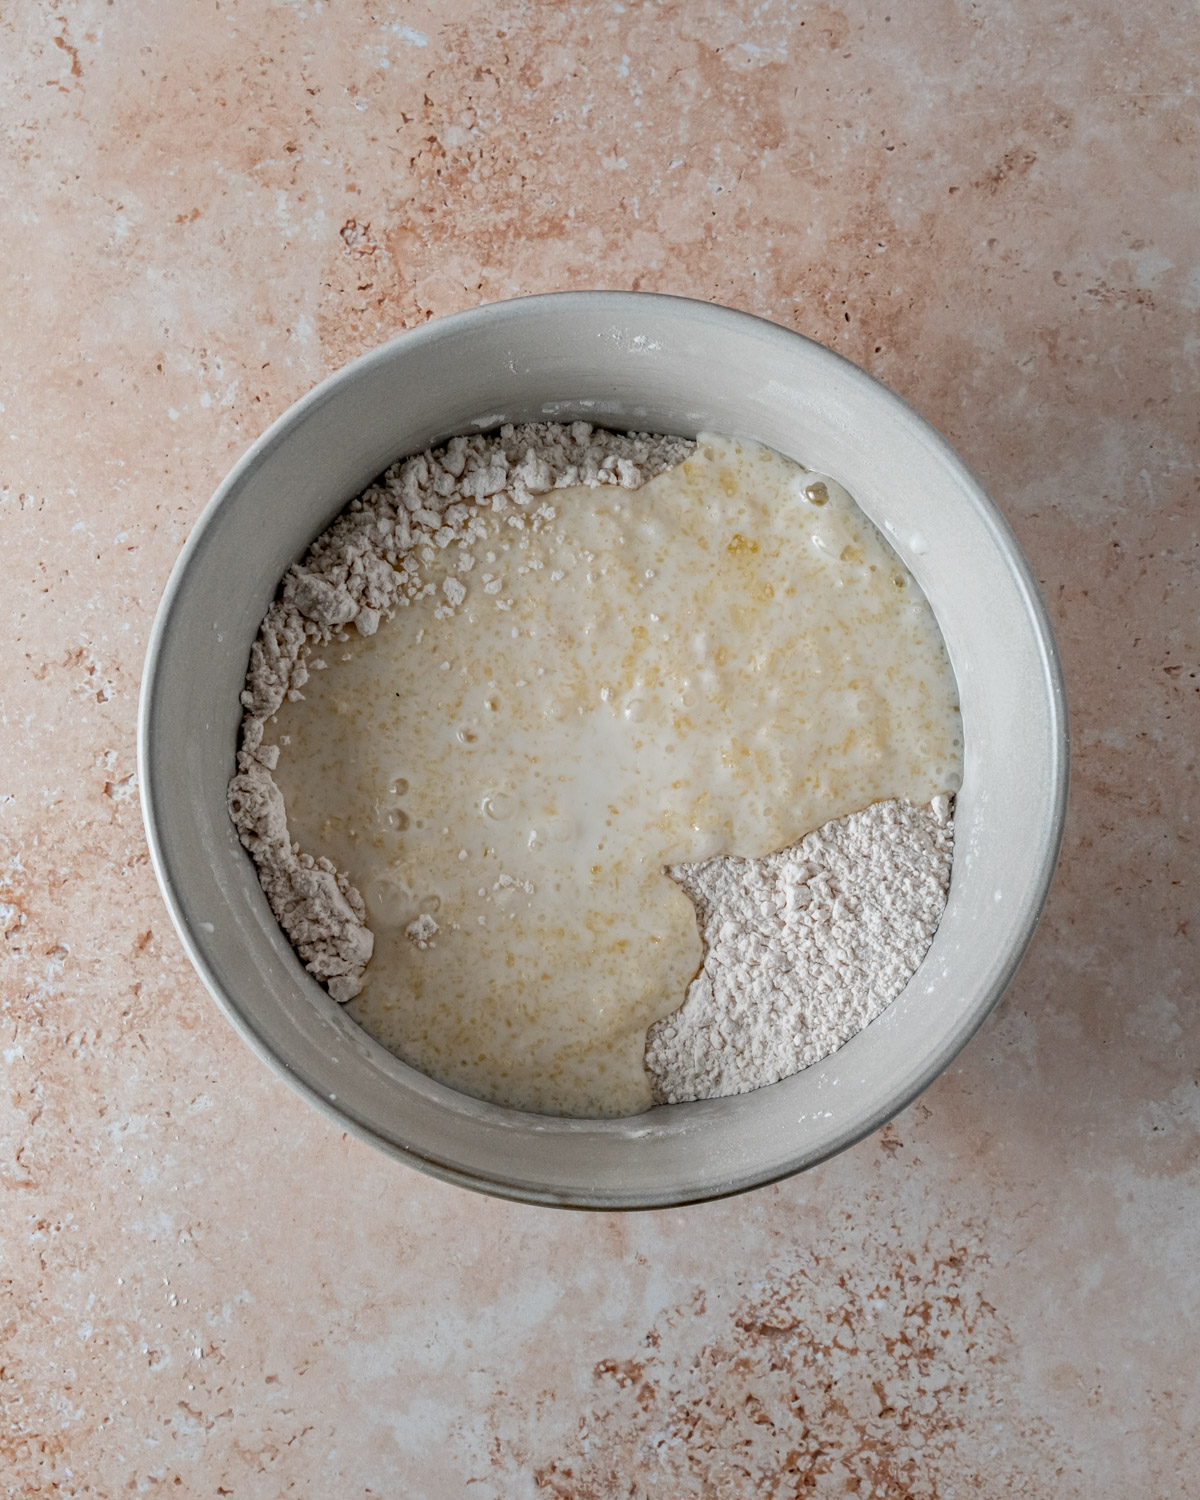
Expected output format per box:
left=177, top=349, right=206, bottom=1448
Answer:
left=229, top=422, right=962, bottom=1117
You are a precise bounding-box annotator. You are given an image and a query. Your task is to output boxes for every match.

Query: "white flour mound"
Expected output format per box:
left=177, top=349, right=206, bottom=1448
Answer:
left=228, top=422, right=693, bottom=1001
left=646, top=796, right=954, bottom=1104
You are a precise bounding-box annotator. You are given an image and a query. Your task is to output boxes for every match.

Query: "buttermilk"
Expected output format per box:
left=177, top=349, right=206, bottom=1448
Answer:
left=259, top=432, right=962, bottom=1117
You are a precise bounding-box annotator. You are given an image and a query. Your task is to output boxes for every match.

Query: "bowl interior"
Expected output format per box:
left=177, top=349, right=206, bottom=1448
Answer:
left=139, top=293, right=1067, bottom=1208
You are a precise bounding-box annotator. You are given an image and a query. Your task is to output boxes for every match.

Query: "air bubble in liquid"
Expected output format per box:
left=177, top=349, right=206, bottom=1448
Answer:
left=374, top=801, right=411, bottom=835
left=366, top=877, right=417, bottom=927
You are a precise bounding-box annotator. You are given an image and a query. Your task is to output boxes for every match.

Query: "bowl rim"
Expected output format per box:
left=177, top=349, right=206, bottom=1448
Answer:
left=138, top=290, right=1070, bottom=1208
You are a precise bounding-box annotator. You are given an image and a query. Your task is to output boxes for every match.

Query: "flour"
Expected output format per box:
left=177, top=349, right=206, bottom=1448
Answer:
left=646, top=796, right=954, bottom=1103
left=230, top=422, right=955, bottom=1098
left=229, top=422, right=693, bottom=1002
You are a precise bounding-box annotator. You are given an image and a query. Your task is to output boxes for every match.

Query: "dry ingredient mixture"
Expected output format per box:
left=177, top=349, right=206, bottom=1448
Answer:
left=230, top=423, right=961, bottom=1116
left=646, top=795, right=954, bottom=1103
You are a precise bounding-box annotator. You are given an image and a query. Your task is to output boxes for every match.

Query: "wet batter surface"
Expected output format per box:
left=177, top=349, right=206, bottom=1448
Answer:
left=267, top=434, right=962, bottom=1116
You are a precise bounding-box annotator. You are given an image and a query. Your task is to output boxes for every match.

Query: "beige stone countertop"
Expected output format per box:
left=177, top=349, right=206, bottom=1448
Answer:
left=2, top=1, right=1197, bottom=1494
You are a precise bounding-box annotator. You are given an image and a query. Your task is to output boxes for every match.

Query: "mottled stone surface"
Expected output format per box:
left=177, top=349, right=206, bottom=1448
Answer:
left=1, top=1, right=1197, bottom=1494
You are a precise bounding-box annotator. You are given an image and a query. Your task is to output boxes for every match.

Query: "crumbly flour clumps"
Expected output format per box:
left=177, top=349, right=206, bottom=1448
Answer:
left=645, top=796, right=954, bottom=1104
left=229, top=421, right=954, bottom=1098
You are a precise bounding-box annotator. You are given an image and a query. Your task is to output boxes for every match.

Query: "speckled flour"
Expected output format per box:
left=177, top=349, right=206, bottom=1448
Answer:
left=646, top=795, right=954, bottom=1103
left=229, top=422, right=956, bottom=1107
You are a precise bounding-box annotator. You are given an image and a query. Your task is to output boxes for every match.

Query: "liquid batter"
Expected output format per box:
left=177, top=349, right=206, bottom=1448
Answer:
left=269, top=435, right=962, bottom=1116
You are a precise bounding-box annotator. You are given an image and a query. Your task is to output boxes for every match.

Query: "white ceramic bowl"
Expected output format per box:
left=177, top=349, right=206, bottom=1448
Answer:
left=138, top=292, right=1068, bottom=1208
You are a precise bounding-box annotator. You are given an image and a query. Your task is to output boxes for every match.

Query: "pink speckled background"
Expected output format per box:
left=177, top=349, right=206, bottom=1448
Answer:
left=2, top=1, right=1197, bottom=1494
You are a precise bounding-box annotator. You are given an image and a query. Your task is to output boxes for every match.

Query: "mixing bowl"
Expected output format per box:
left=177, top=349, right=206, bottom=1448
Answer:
left=138, top=292, right=1068, bottom=1208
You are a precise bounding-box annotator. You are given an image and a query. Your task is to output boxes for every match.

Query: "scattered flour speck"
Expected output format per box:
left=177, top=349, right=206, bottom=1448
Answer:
left=405, top=913, right=439, bottom=949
